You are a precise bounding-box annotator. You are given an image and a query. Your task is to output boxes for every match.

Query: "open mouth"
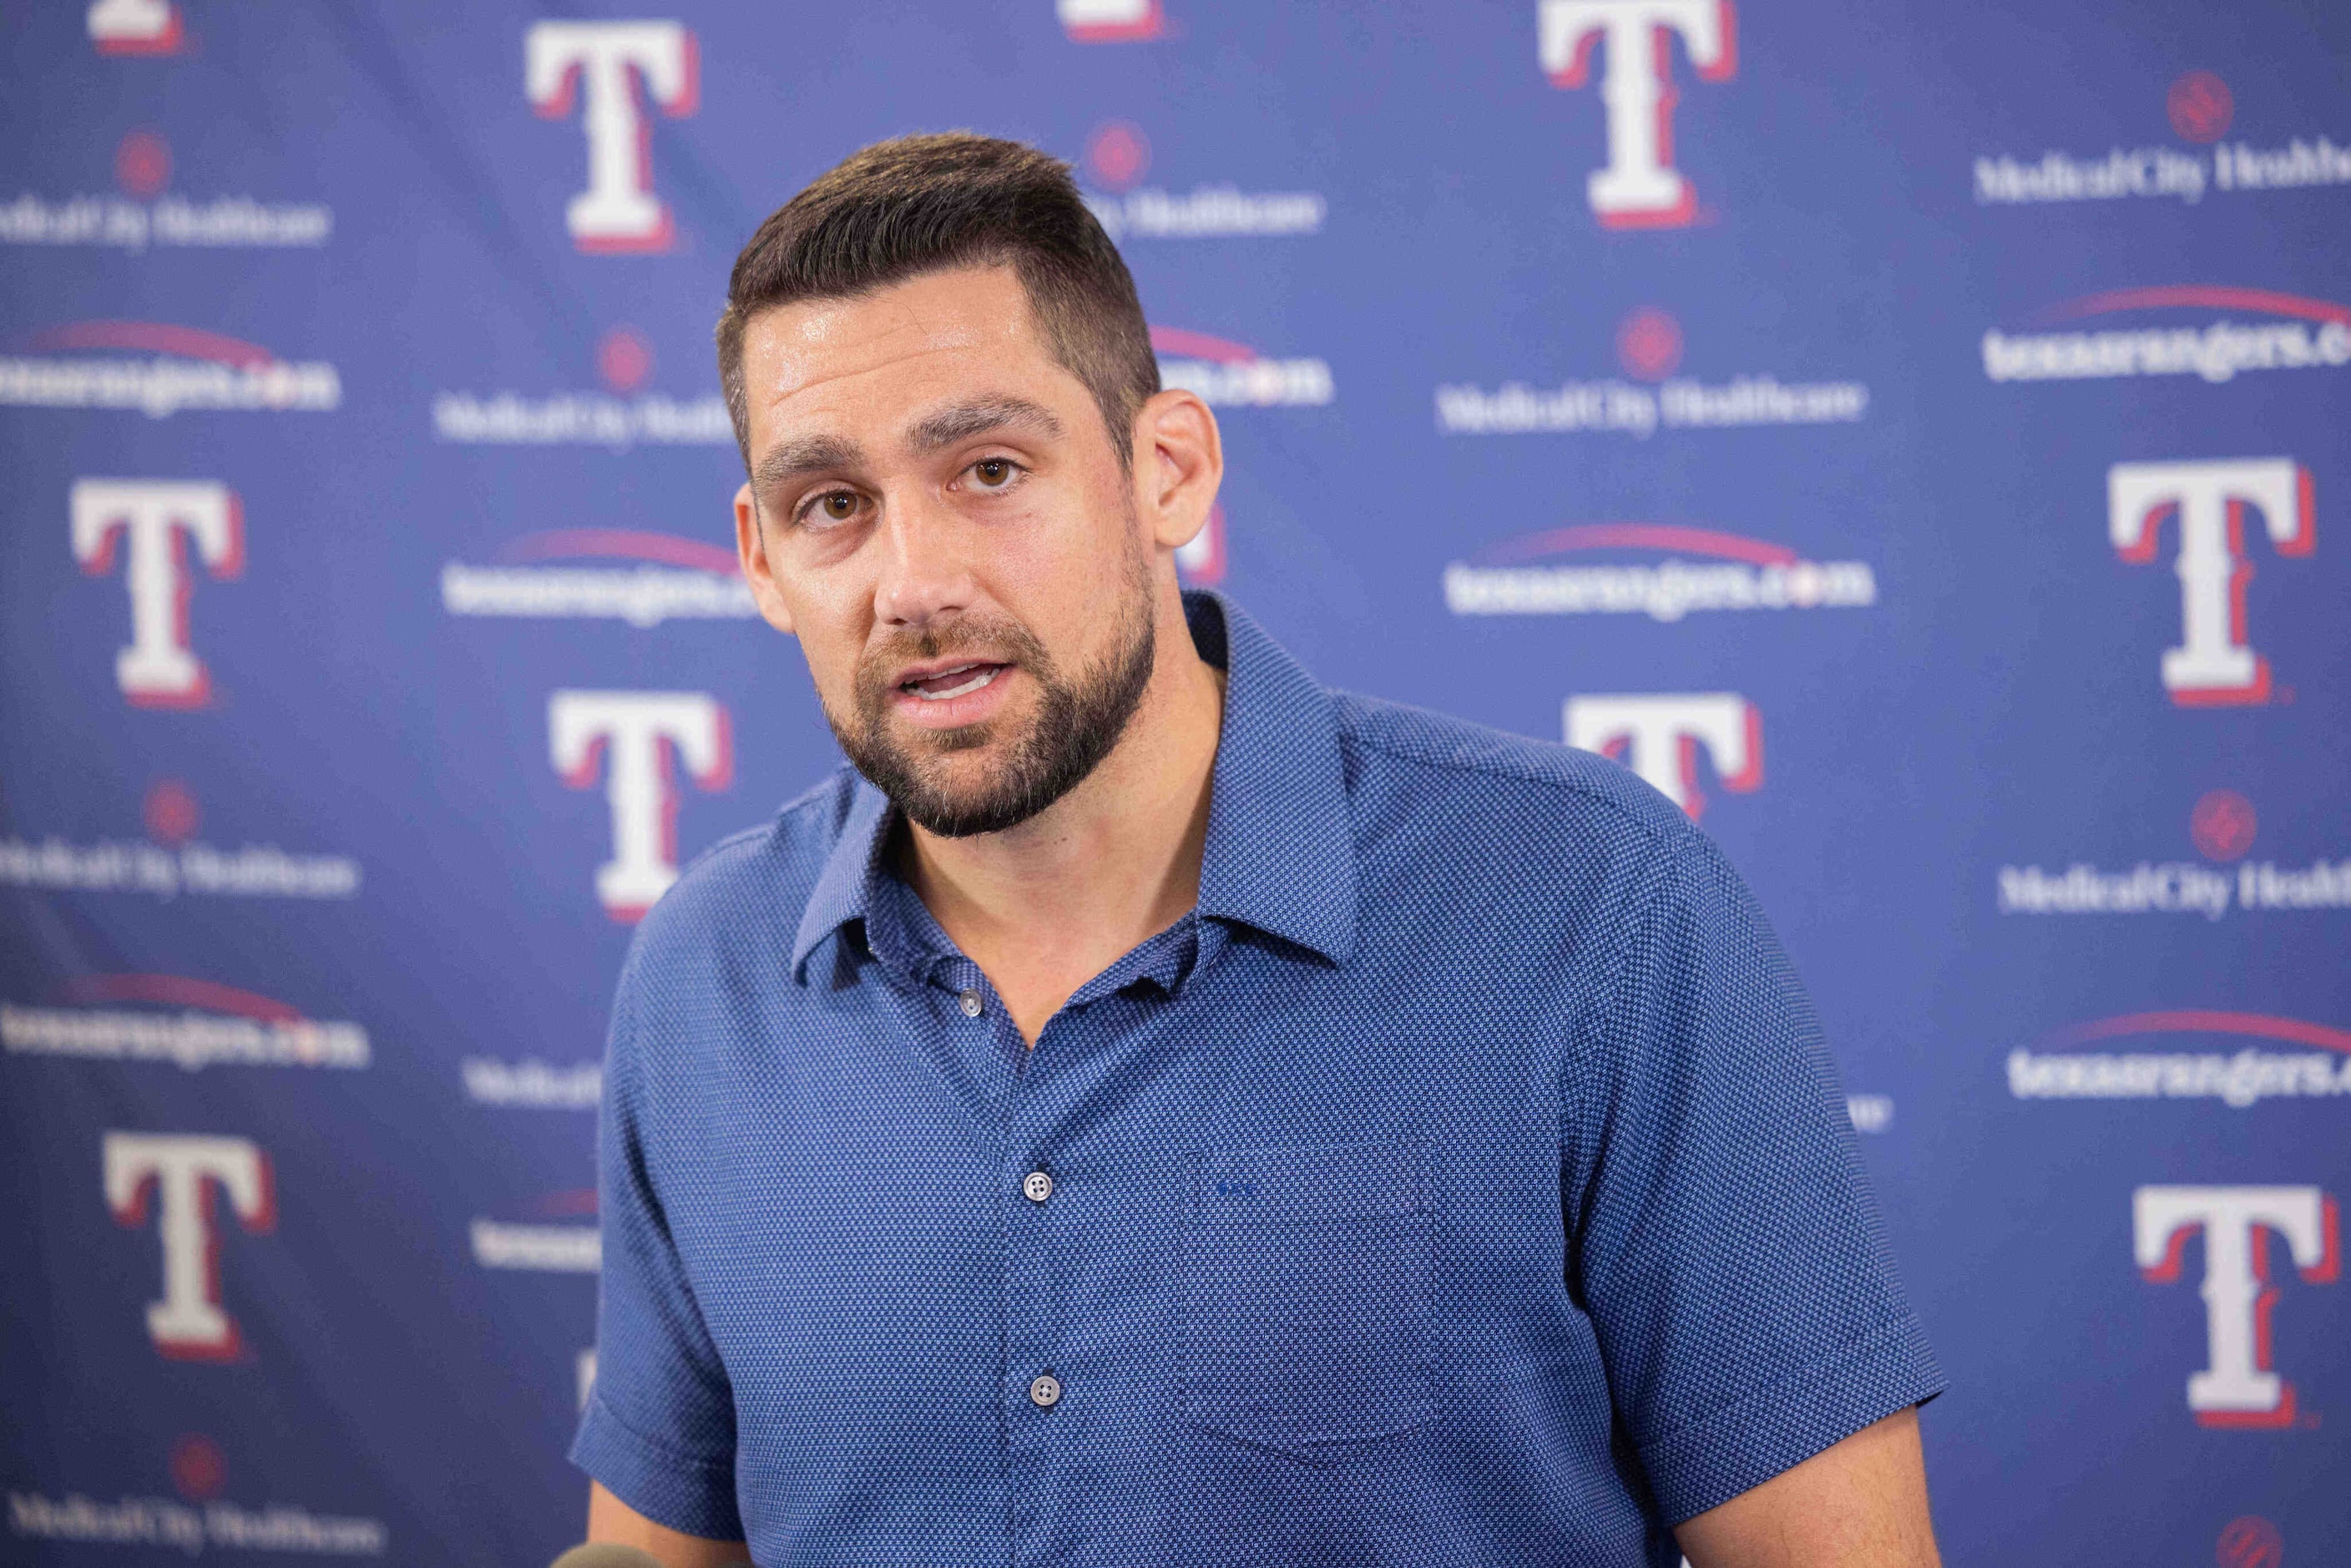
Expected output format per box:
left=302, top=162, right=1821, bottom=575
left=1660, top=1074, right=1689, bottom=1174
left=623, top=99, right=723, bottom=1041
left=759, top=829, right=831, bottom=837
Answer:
left=899, top=661, right=1007, bottom=701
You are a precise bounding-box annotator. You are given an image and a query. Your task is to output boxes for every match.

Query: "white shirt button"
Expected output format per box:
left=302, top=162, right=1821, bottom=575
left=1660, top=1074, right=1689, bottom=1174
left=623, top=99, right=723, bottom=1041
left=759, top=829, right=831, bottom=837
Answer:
left=1028, top=1373, right=1061, bottom=1408
left=1022, top=1170, right=1054, bottom=1202
left=958, top=989, right=983, bottom=1018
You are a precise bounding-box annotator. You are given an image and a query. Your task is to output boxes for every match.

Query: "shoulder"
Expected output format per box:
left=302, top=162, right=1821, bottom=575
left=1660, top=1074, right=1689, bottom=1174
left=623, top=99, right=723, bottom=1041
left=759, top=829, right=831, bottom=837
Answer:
left=1332, top=689, right=1701, bottom=859
left=1323, top=691, right=1784, bottom=1069
left=1324, top=690, right=1733, bottom=989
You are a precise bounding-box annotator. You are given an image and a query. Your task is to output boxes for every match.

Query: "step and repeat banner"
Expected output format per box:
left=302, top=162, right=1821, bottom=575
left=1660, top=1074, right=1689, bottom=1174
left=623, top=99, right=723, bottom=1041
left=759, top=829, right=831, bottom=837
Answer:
left=3, top=1, right=2346, bottom=1562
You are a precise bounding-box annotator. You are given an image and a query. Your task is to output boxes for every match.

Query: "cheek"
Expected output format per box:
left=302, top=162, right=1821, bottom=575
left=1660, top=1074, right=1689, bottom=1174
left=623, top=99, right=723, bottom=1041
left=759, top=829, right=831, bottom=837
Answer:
left=1009, top=476, right=1137, bottom=594
left=779, top=579, right=875, bottom=700
left=1002, top=513, right=1143, bottom=675
left=983, top=523, right=1102, bottom=648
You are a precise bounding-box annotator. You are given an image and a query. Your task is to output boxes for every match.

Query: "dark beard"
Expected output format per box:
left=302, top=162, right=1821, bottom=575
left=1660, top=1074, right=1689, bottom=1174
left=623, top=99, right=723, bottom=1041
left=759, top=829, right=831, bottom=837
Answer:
left=826, top=564, right=1158, bottom=839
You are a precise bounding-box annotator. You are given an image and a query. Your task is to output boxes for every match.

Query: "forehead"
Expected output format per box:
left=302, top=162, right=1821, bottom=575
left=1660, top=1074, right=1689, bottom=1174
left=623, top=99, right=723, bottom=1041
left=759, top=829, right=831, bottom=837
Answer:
left=740, top=265, right=1072, bottom=442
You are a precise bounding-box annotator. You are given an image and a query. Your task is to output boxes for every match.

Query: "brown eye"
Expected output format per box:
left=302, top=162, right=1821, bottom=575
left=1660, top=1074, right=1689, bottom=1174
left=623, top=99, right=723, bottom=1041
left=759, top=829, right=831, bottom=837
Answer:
left=821, top=492, right=857, bottom=521
left=973, top=458, right=1014, bottom=488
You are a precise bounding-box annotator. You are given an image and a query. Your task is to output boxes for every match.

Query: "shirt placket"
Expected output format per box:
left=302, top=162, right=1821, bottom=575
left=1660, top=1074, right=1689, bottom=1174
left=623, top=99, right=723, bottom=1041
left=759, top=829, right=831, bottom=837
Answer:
left=928, top=956, right=1069, bottom=1566
left=904, top=915, right=1206, bottom=1567
left=917, top=949, right=1067, bottom=1560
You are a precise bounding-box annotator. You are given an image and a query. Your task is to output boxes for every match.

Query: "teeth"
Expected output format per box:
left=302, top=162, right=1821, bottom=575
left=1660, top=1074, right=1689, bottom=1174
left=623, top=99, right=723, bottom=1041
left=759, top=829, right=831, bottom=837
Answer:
left=913, top=665, right=999, bottom=701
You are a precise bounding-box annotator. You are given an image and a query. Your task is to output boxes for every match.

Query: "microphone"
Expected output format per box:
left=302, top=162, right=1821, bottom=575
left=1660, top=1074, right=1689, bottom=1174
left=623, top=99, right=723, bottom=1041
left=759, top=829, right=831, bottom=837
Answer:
left=548, top=1548, right=661, bottom=1568
left=547, top=1545, right=753, bottom=1568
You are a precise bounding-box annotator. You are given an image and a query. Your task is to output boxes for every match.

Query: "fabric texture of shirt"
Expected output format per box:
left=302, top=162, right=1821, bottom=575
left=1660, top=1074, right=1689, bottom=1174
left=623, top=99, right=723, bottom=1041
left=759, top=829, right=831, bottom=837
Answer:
left=570, top=590, right=1944, bottom=1567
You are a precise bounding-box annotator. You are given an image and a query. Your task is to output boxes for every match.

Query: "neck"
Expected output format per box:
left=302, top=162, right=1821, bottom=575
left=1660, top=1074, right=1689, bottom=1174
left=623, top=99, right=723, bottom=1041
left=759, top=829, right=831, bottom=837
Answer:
left=897, top=584, right=1226, bottom=1045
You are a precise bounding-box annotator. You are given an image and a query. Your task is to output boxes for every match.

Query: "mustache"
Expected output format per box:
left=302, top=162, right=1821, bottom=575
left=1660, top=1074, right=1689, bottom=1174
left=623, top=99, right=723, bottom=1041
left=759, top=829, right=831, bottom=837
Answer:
left=852, top=617, right=1054, bottom=710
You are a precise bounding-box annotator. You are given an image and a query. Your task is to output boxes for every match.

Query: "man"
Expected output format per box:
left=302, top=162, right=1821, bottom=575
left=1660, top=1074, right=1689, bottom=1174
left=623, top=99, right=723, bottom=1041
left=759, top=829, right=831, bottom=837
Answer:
left=572, top=133, right=1944, bottom=1568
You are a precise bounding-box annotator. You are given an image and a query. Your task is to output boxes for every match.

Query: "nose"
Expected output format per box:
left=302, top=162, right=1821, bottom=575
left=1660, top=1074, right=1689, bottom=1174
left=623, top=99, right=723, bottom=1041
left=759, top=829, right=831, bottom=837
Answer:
left=869, top=488, right=980, bottom=633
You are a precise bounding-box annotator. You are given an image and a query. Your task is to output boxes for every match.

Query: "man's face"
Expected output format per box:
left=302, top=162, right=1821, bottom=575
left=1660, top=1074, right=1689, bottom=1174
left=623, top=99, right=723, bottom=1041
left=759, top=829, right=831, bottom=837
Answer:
left=733, top=265, right=1159, bottom=837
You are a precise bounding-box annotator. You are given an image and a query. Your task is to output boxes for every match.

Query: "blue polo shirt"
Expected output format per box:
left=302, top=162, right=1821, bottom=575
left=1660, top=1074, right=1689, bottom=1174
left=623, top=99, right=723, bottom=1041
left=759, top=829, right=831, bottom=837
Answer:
left=572, top=591, right=1942, bottom=1566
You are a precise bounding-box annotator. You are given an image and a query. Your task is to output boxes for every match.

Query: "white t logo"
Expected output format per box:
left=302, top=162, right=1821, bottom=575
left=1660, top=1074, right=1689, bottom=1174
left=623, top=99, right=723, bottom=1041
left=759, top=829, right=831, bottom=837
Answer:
left=104, top=1131, right=275, bottom=1360
left=550, top=690, right=733, bottom=921
left=526, top=21, right=699, bottom=253
left=2109, top=458, right=2313, bottom=706
left=1565, top=692, right=1761, bottom=819
left=1058, top=0, right=1165, bottom=42
left=1540, top=0, right=1737, bottom=228
left=2136, top=1185, right=2338, bottom=1426
left=88, top=0, right=182, bottom=53
left=72, top=479, right=243, bottom=708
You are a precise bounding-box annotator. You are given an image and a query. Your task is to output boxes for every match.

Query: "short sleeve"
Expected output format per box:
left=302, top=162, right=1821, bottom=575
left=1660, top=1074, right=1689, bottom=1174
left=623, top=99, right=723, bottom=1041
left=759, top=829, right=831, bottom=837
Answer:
left=568, top=956, right=744, bottom=1540
left=1563, top=837, right=1944, bottom=1525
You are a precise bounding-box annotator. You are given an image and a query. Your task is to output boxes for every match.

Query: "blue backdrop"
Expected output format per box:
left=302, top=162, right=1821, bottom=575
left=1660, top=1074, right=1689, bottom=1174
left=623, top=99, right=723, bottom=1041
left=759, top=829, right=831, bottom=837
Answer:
left=4, top=1, right=2347, bottom=1562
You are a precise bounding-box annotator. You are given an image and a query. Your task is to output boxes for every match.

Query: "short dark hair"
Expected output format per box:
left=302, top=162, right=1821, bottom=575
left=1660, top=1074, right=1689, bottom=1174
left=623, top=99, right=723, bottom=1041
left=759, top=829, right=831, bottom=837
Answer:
left=717, top=132, right=1160, bottom=473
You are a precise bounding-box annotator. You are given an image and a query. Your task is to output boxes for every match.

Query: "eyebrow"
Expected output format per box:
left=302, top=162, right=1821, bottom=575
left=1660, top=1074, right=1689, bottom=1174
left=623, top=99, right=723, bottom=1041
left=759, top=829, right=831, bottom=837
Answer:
left=906, top=397, right=1064, bottom=453
left=752, top=433, right=866, bottom=494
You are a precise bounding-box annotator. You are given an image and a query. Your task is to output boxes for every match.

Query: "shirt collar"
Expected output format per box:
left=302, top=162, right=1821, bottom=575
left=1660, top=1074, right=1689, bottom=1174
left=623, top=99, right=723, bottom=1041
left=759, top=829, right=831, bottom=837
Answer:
left=789, top=775, right=892, bottom=980
left=1186, top=590, right=1358, bottom=965
left=788, top=589, right=1357, bottom=981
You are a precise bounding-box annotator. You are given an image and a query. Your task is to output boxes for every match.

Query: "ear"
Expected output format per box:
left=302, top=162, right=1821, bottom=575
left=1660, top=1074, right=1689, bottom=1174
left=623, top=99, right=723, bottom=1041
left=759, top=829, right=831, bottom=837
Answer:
left=735, top=482, right=797, bottom=635
left=1131, top=389, right=1223, bottom=556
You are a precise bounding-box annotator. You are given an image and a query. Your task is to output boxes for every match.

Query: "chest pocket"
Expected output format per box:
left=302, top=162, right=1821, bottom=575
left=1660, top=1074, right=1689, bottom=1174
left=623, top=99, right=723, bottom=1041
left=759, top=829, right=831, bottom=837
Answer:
left=1179, top=1139, right=1438, bottom=1459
